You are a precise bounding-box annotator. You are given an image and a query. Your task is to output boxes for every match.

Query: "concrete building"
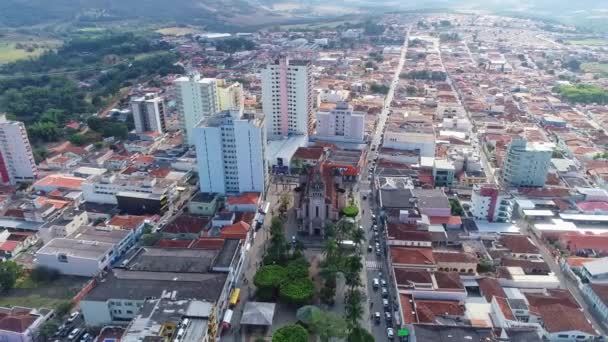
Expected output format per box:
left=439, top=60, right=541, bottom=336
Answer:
left=383, top=120, right=436, bottom=158
left=175, top=75, right=220, bottom=146
left=194, top=110, right=267, bottom=196
left=470, top=184, right=513, bottom=222
left=35, top=238, right=114, bottom=277
left=130, top=93, right=166, bottom=134
left=0, top=306, right=53, bottom=342
left=501, top=138, right=553, bottom=187
left=0, top=114, right=37, bottom=185
left=217, top=80, right=243, bottom=112
left=261, top=56, right=314, bottom=138
left=315, top=101, right=365, bottom=143
left=82, top=174, right=177, bottom=206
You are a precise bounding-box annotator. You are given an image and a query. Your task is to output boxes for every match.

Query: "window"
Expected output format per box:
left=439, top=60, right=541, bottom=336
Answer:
left=557, top=335, right=569, bottom=338
left=57, top=254, right=68, bottom=263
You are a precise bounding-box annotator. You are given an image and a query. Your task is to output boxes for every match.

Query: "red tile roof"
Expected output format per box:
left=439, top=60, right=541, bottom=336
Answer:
left=434, top=271, right=465, bottom=289
left=429, top=216, right=462, bottom=225
left=293, top=147, right=324, bottom=160
left=161, top=215, right=210, bottom=235
left=226, top=192, right=260, bottom=206
left=499, top=234, right=539, bottom=254
left=220, top=221, right=250, bottom=240
left=478, top=277, right=506, bottom=302
left=415, top=299, right=464, bottom=323
left=560, top=233, right=608, bottom=254
left=433, top=251, right=478, bottom=264
left=155, top=239, right=192, bottom=248
left=538, top=304, right=597, bottom=335
left=34, top=175, right=86, bottom=191
left=390, top=247, right=435, bottom=266
left=400, top=294, right=417, bottom=324
left=494, top=296, right=515, bottom=321
left=0, top=241, right=19, bottom=252
left=134, top=155, right=155, bottom=164
left=394, top=268, right=433, bottom=286
left=566, top=257, right=597, bottom=268
left=0, top=312, right=37, bottom=333
left=149, top=167, right=171, bottom=178
left=108, top=215, right=147, bottom=230
left=577, top=201, right=608, bottom=212
left=189, top=238, right=225, bottom=250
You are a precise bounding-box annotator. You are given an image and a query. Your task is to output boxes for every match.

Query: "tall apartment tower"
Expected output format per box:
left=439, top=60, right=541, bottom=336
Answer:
left=315, top=101, right=365, bottom=143
left=174, top=75, right=220, bottom=146
left=501, top=137, right=552, bottom=187
left=261, top=56, right=314, bottom=139
left=194, top=110, right=267, bottom=195
left=217, top=80, right=244, bottom=112
left=130, top=93, right=166, bottom=134
left=0, top=114, right=37, bottom=185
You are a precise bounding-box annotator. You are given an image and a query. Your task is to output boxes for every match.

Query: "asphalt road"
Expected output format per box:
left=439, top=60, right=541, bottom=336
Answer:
left=364, top=26, right=411, bottom=342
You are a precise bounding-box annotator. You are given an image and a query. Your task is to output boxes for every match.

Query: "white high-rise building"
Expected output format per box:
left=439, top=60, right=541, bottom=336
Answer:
left=315, top=101, right=365, bottom=143
left=0, top=114, right=37, bottom=185
left=261, top=56, right=314, bottom=139
left=130, top=93, right=166, bottom=134
left=217, top=80, right=243, bottom=112
left=501, top=137, right=553, bottom=187
left=194, top=110, right=267, bottom=195
left=175, top=75, right=220, bottom=146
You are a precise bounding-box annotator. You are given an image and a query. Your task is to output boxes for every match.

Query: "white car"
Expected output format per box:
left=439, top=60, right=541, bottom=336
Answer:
left=67, top=328, right=81, bottom=341
left=67, top=311, right=79, bottom=323
left=387, top=328, right=394, bottom=339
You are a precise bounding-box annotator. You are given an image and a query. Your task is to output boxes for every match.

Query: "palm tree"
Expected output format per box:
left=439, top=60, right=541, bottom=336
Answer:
left=344, top=289, right=364, bottom=333
left=343, top=255, right=363, bottom=289
left=351, top=227, right=365, bottom=249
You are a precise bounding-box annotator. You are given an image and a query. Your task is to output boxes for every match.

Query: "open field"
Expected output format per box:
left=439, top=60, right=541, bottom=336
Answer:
left=156, top=26, right=200, bottom=36
left=582, top=62, right=608, bottom=75
left=0, top=275, right=89, bottom=309
left=567, top=38, right=608, bottom=46
left=0, top=36, right=62, bottom=64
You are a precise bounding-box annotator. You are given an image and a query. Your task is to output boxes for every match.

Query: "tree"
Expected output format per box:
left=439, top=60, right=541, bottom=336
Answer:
left=68, top=133, right=89, bottom=146
left=341, top=205, right=359, bottom=218
left=309, top=310, right=348, bottom=342
left=348, top=327, right=375, bottom=342
left=55, top=301, right=73, bottom=317
left=264, top=218, right=290, bottom=265
left=38, top=321, right=59, bottom=340
left=565, top=59, right=581, bottom=72
left=279, top=278, right=314, bottom=305
left=343, top=256, right=363, bottom=290
left=28, top=121, right=60, bottom=142
left=272, top=324, right=308, bottom=342
left=278, top=194, right=291, bottom=218
left=0, top=260, right=23, bottom=292
left=477, top=259, right=496, bottom=273
left=87, top=117, right=104, bottom=131
left=449, top=198, right=464, bottom=216
left=344, top=289, right=364, bottom=333
left=141, top=233, right=160, bottom=246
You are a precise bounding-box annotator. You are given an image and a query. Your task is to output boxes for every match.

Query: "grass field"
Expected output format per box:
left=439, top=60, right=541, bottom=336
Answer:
left=582, top=62, right=608, bottom=75
left=0, top=275, right=89, bottom=309
left=0, top=38, right=62, bottom=64
left=567, top=38, right=608, bottom=46
left=156, top=27, right=199, bottom=36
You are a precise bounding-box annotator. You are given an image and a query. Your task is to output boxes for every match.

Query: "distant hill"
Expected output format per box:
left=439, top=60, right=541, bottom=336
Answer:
left=0, top=0, right=290, bottom=29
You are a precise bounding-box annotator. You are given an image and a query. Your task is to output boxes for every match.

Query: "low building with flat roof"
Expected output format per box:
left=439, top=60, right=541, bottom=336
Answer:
left=35, top=238, right=114, bottom=277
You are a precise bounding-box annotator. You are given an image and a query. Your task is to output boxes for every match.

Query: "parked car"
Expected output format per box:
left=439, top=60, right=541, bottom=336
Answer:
left=385, top=311, right=392, bottom=322
left=373, top=278, right=380, bottom=289
left=374, top=312, right=381, bottom=324
left=67, top=311, right=80, bottom=323
left=80, top=333, right=93, bottom=342
left=67, top=328, right=82, bottom=341
left=381, top=279, right=387, bottom=287
left=387, top=328, right=395, bottom=339
left=367, top=245, right=373, bottom=252
left=381, top=288, right=388, bottom=298
left=383, top=299, right=389, bottom=308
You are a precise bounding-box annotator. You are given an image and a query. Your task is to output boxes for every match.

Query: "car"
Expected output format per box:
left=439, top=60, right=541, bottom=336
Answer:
left=373, top=278, right=380, bottom=289
left=374, top=231, right=379, bottom=237
left=374, top=312, right=381, bottom=323
left=367, top=245, right=373, bottom=252
left=80, top=333, right=93, bottom=342
left=53, top=324, right=67, bottom=337
left=67, top=311, right=80, bottom=323
left=375, top=248, right=381, bottom=256
left=373, top=225, right=378, bottom=231
left=385, top=311, right=392, bottom=322
left=381, top=288, right=388, bottom=298
left=387, top=328, right=395, bottom=339
left=291, top=236, right=296, bottom=244
left=67, top=328, right=82, bottom=341
left=381, top=279, right=387, bottom=287
left=383, top=299, right=389, bottom=308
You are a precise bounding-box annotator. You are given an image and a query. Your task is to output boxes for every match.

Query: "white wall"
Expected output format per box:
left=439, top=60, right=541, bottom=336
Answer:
left=35, top=251, right=108, bottom=277
left=0, top=119, right=37, bottom=184
left=235, top=120, right=266, bottom=194
left=384, top=132, right=436, bottom=157
left=175, top=77, right=220, bottom=146
left=81, top=300, right=113, bottom=327
left=195, top=126, right=225, bottom=194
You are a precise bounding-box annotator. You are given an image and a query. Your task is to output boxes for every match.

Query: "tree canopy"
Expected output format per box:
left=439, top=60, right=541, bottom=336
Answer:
left=272, top=324, right=308, bottom=342
left=0, top=261, right=23, bottom=292
left=553, top=84, right=608, bottom=104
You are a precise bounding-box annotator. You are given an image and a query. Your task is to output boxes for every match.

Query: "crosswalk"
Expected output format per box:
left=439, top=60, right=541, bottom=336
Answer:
left=366, top=260, right=383, bottom=270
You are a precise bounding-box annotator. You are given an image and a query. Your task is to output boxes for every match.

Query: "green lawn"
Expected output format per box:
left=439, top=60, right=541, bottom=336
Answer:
left=582, top=62, right=608, bottom=75
left=567, top=38, right=608, bottom=46
left=0, top=294, right=70, bottom=309
left=0, top=39, right=61, bottom=64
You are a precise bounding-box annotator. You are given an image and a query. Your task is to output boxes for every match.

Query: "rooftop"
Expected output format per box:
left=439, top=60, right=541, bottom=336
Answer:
left=390, top=247, right=436, bottom=266
left=162, top=214, right=210, bottom=235
left=34, top=175, right=86, bottom=190
left=123, top=247, right=217, bottom=273
left=69, top=225, right=131, bottom=245
left=37, top=238, right=113, bottom=260
left=413, top=324, right=494, bottom=342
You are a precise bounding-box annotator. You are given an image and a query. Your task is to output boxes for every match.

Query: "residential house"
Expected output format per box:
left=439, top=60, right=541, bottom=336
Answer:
left=0, top=306, right=53, bottom=342
left=188, top=193, right=220, bottom=216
